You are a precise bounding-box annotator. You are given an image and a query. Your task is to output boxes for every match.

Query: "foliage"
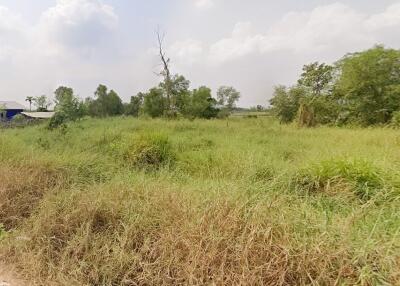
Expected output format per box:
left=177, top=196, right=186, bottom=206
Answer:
left=296, top=159, right=387, bottom=201
left=123, top=133, right=175, bottom=170
left=335, top=45, right=400, bottom=125
left=48, top=112, right=67, bottom=130
left=186, top=86, right=219, bottom=119
left=143, top=88, right=166, bottom=118
left=124, top=93, right=144, bottom=117
left=33, top=95, right=50, bottom=111
left=88, top=85, right=124, bottom=117
left=270, top=85, right=303, bottom=123
left=12, top=114, right=26, bottom=123
left=217, top=86, right=241, bottom=110
left=271, top=45, right=400, bottom=127
left=391, top=111, right=400, bottom=127
left=298, top=62, right=334, bottom=97
left=53, top=86, right=82, bottom=122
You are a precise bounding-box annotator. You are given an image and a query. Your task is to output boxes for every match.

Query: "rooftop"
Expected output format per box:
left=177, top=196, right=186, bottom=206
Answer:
left=21, top=112, right=55, bottom=119
left=0, top=101, right=26, bottom=110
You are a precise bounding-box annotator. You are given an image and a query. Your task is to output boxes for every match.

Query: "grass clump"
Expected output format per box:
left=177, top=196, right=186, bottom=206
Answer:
left=295, top=159, right=387, bottom=201
left=0, top=163, right=67, bottom=230
left=123, top=132, right=175, bottom=170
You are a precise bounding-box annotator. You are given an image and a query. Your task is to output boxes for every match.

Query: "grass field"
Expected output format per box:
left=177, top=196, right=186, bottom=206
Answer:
left=0, top=117, right=399, bottom=285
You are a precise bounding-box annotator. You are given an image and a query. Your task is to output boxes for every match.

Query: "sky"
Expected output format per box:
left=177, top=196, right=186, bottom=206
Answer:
left=0, top=0, right=400, bottom=107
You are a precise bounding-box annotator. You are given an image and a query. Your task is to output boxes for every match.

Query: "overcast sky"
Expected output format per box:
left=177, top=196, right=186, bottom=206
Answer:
left=0, top=0, right=399, bottom=107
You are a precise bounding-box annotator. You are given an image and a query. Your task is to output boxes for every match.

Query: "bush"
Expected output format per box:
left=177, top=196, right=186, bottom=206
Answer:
left=295, top=159, right=386, bottom=201
left=391, top=111, right=400, bottom=127
left=48, top=112, right=67, bottom=130
left=12, top=114, right=26, bottom=123
left=123, top=133, right=175, bottom=170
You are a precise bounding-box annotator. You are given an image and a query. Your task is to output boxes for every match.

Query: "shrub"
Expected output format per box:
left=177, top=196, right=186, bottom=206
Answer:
left=391, top=111, right=400, bottom=128
left=12, top=114, right=26, bottom=123
left=295, top=159, right=386, bottom=201
left=123, top=133, right=175, bottom=169
left=48, top=112, right=67, bottom=130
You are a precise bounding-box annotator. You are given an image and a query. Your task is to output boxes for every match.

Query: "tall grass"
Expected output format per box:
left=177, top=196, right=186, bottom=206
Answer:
left=0, top=117, right=399, bottom=285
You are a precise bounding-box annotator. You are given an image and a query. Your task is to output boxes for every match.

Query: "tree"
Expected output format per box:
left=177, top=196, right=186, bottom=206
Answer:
left=298, top=62, right=334, bottom=97
left=187, top=86, right=219, bottom=119
left=54, top=86, right=82, bottom=121
left=125, top=92, right=144, bottom=117
left=33, top=95, right=50, bottom=111
left=334, top=45, right=400, bottom=125
left=269, top=85, right=304, bottom=123
left=217, top=86, right=241, bottom=110
left=89, top=84, right=124, bottom=117
left=296, top=62, right=334, bottom=126
left=156, top=30, right=172, bottom=114
left=25, top=96, right=34, bottom=111
left=163, top=74, right=191, bottom=115
left=143, top=88, right=166, bottom=118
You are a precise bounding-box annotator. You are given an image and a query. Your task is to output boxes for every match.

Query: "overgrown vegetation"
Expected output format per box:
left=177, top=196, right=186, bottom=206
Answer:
left=270, top=45, right=400, bottom=126
left=0, top=117, right=399, bottom=285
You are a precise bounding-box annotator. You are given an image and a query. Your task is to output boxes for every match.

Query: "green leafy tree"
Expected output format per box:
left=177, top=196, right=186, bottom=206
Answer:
left=33, top=95, right=50, bottom=111
left=270, top=85, right=304, bottom=123
left=125, top=92, right=145, bottom=117
left=54, top=86, right=81, bottom=121
left=187, top=86, right=219, bottom=119
left=297, top=62, right=335, bottom=126
left=217, top=86, right=241, bottom=110
left=335, top=45, right=400, bottom=125
left=89, top=85, right=124, bottom=117
left=143, top=88, right=166, bottom=118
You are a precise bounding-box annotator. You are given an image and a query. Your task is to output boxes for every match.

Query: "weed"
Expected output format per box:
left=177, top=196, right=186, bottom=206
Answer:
left=123, top=132, right=175, bottom=170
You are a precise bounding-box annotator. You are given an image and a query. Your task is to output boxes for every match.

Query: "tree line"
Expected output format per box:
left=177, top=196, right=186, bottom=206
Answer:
left=270, top=45, right=400, bottom=126
left=44, top=80, right=240, bottom=129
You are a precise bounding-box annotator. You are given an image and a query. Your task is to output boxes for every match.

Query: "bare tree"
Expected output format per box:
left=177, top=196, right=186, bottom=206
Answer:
left=156, top=29, right=172, bottom=112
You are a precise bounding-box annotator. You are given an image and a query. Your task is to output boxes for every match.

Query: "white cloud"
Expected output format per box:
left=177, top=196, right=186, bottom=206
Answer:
left=0, top=6, right=27, bottom=60
left=366, top=3, right=400, bottom=30
left=172, top=2, right=400, bottom=66
left=38, top=0, right=118, bottom=56
left=169, top=39, right=204, bottom=65
left=195, top=0, right=214, bottom=9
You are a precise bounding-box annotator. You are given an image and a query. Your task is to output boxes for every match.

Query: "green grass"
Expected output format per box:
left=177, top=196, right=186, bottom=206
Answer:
left=0, top=117, right=399, bottom=285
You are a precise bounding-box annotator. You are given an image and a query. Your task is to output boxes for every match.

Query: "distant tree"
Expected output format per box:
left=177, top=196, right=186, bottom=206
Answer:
left=49, top=86, right=83, bottom=129
left=156, top=30, right=173, bottom=114
left=170, top=74, right=191, bottom=113
left=125, top=92, right=145, bottom=117
left=297, top=62, right=334, bottom=126
left=256, top=105, right=264, bottom=112
left=270, top=85, right=304, bottom=123
left=25, top=96, right=34, bottom=111
left=54, top=86, right=81, bottom=121
left=217, top=86, right=241, bottom=110
left=188, top=86, right=219, bottom=119
left=89, top=84, right=124, bottom=117
left=334, top=45, right=400, bottom=125
left=33, top=95, right=50, bottom=111
left=143, top=88, right=166, bottom=118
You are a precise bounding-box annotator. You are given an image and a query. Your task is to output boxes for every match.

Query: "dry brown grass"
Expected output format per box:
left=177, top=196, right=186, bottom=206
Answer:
left=0, top=163, right=67, bottom=230
left=3, top=183, right=363, bottom=286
